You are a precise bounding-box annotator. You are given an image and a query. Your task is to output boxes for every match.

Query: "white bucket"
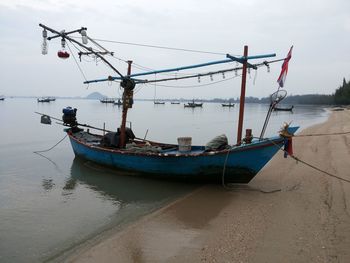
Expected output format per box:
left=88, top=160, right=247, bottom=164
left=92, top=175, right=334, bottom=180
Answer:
left=177, top=137, right=192, bottom=152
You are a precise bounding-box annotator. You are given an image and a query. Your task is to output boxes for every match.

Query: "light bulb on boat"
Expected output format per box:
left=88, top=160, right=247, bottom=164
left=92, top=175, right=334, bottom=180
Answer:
left=41, top=38, right=48, bottom=55
left=41, top=29, right=48, bottom=55
left=81, top=29, right=88, bottom=44
left=57, top=38, right=70, bottom=59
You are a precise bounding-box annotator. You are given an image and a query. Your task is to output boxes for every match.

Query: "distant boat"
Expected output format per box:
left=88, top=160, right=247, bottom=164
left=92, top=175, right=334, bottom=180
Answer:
left=170, top=101, right=180, bottom=104
left=0, top=95, right=5, bottom=101
left=222, top=102, right=235, bottom=107
left=37, top=97, right=51, bottom=102
left=154, top=101, right=165, bottom=105
left=184, top=99, right=203, bottom=108
left=274, top=105, right=294, bottom=112
left=100, top=97, right=115, bottom=103
left=114, top=99, right=123, bottom=106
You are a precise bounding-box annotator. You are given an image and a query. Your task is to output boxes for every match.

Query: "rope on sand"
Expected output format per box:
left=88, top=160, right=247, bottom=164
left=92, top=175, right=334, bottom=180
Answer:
left=221, top=132, right=350, bottom=190
left=294, top=131, right=350, bottom=137
left=267, top=139, right=350, bottom=184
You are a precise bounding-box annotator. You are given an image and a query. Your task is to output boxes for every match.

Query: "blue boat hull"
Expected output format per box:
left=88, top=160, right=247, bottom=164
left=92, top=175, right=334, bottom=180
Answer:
left=67, top=131, right=295, bottom=183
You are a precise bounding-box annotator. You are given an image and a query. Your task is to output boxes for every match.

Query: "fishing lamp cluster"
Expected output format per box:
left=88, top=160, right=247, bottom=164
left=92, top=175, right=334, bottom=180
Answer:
left=41, top=28, right=88, bottom=59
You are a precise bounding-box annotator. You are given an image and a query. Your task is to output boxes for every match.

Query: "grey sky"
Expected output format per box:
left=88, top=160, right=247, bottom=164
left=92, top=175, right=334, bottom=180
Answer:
left=1, top=0, right=349, bottom=99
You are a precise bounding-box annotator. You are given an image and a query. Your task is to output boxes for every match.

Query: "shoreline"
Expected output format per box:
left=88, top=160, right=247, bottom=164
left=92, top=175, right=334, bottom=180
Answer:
left=67, top=110, right=350, bottom=262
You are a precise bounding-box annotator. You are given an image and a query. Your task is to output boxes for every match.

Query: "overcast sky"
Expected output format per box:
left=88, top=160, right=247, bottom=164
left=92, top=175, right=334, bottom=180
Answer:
left=1, top=0, right=349, bottom=99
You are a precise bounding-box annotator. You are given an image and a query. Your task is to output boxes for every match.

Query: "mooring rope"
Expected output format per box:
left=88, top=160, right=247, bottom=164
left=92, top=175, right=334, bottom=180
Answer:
left=221, top=148, right=282, bottom=193
left=33, top=134, right=68, bottom=154
left=221, top=132, right=350, bottom=190
left=295, top=131, right=350, bottom=137
left=265, top=137, right=350, bottom=184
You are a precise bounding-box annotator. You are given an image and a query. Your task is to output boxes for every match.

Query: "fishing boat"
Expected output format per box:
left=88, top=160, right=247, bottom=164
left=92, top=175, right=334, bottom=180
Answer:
left=0, top=95, right=5, bottom=101
left=222, top=102, right=235, bottom=107
left=37, top=97, right=51, bottom=102
left=170, top=101, right=180, bottom=104
left=154, top=101, right=165, bottom=105
left=100, top=97, right=115, bottom=103
left=114, top=99, right=123, bottom=106
left=38, top=24, right=296, bottom=183
left=184, top=99, right=203, bottom=108
left=274, top=105, right=294, bottom=111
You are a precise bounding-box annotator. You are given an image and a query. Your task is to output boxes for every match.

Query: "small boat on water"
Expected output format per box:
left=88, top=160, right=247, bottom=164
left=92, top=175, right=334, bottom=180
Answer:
left=222, top=102, right=235, bottom=107
left=0, top=95, right=5, bottom=101
left=184, top=99, right=203, bottom=108
left=37, top=97, right=51, bottom=102
left=170, top=101, right=180, bottom=104
left=274, top=105, right=294, bottom=111
left=154, top=101, right=165, bottom=105
left=38, top=24, right=296, bottom=183
left=114, top=99, right=123, bottom=106
left=100, top=97, right=115, bottom=103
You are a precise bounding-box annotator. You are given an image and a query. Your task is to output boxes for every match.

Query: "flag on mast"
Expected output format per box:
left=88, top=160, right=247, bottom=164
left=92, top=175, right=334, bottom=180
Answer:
left=277, top=46, right=293, bottom=88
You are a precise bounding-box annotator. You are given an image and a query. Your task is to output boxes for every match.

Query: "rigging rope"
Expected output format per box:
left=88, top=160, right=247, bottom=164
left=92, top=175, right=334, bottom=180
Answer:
left=70, top=36, right=230, bottom=56
left=67, top=42, right=89, bottom=83
left=143, top=75, right=240, bottom=89
left=136, top=58, right=280, bottom=85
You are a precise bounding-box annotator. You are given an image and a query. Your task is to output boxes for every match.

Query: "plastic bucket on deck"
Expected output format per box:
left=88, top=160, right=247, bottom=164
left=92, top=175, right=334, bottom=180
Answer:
left=177, top=137, right=192, bottom=152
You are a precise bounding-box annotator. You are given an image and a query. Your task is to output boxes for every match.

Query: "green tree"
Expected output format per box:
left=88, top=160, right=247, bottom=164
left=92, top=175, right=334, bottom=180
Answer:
left=334, top=78, right=350, bottom=105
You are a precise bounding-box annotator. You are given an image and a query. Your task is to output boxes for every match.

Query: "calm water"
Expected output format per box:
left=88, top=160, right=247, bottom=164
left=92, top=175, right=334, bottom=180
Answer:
left=0, top=98, right=328, bottom=262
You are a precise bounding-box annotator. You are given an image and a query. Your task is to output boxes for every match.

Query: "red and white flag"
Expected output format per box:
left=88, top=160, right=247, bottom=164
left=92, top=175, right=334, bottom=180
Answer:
left=277, top=46, right=293, bottom=88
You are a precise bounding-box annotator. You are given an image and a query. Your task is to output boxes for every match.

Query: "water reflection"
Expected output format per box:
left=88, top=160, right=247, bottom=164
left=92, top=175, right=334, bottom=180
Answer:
left=68, top=157, right=199, bottom=204
left=42, top=178, right=55, bottom=191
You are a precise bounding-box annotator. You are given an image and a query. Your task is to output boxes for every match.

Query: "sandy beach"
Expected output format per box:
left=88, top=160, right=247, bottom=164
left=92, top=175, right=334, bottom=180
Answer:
left=68, top=110, right=350, bottom=263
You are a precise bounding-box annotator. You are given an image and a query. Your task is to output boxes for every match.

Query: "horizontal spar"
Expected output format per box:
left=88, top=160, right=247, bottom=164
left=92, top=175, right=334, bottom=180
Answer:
left=84, top=53, right=276, bottom=84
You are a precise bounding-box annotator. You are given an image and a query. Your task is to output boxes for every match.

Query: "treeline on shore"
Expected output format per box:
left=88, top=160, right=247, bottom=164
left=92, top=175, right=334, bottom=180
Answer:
left=212, top=77, right=350, bottom=105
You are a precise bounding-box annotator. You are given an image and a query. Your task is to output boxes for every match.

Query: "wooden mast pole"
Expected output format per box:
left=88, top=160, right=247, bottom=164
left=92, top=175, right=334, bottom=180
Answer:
left=120, top=60, right=133, bottom=148
left=236, top=45, right=248, bottom=145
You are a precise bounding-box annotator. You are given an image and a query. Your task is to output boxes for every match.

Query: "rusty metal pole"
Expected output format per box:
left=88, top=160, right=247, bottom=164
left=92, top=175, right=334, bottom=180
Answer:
left=236, top=46, right=248, bottom=145
left=120, top=60, right=133, bottom=148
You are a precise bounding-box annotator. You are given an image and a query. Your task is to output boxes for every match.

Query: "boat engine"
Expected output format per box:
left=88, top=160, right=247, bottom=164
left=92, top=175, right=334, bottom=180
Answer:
left=62, top=107, right=78, bottom=127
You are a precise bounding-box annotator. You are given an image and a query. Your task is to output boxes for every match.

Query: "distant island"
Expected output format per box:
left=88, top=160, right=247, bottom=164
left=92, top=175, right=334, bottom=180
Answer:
left=86, top=92, right=105, bottom=100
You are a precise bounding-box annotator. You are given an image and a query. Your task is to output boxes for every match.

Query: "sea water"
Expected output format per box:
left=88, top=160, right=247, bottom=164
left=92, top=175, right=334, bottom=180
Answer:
left=0, top=98, right=328, bottom=262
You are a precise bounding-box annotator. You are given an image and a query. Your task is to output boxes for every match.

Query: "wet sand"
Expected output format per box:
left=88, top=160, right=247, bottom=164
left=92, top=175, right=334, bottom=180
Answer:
left=69, top=110, right=350, bottom=263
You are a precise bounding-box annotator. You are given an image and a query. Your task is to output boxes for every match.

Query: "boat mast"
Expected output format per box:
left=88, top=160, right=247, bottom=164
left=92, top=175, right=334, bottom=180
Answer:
left=119, top=61, right=133, bottom=148
left=236, top=46, right=248, bottom=145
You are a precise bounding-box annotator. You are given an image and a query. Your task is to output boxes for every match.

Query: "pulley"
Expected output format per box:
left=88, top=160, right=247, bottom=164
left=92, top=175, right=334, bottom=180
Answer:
left=120, top=78, right=135, bottom=90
